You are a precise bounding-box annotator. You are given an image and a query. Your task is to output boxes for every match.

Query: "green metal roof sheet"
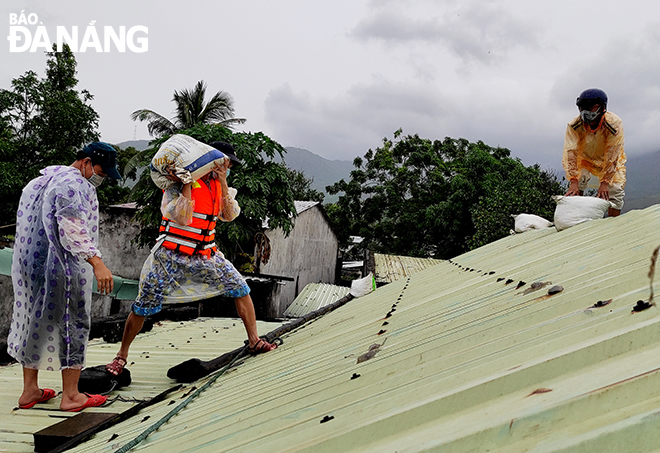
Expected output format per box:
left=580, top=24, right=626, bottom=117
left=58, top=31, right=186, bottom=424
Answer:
left=1, top=205, right=659, bottom=452
left=0, top=246, right=13, bottom=276
left=283, top=283, right=352, bottom=318
left=373, top=252, right=442, bottom=284
left=91, top=276, right=140, bottom=301
left=0, top=317, right=284, bottom=452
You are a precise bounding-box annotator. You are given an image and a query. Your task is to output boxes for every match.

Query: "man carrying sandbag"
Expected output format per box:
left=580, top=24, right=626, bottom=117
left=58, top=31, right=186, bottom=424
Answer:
left=106, top=140, right=277, bottom=377
left=562, top=88, right=626, bottom=217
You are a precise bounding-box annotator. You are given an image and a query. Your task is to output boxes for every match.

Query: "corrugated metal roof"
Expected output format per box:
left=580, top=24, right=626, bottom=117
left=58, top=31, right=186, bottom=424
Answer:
left=283, top=283, right=351, bottom=318
left=293, top=201, right=319, bottom=215
left=262, top=201, right=320, bottom=229
left=0, top=246, right=12, bottom=276
left=0, top=317, right=284, bottom=453
left=3, top=205, right=660, bottom=452
left=373, top=252, right=442, bottom=284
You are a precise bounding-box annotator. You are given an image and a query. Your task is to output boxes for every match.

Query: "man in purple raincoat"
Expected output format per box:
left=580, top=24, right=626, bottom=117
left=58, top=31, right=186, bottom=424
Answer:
left=7, top=142, right=120, bottom=412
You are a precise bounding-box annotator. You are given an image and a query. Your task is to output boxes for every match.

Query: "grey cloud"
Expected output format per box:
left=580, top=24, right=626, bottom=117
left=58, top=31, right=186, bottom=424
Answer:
left=264, top=80, right=455, bottom=160
left=265, top=76, right=570, bottom=171
left=350, top=1, right=539, bottom=64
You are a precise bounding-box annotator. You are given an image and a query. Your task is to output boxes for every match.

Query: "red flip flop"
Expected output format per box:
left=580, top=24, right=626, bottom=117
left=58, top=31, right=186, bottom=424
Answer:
left=19, top=388, right=57, bottom=409
left=65, top=393, right=107, bottom=412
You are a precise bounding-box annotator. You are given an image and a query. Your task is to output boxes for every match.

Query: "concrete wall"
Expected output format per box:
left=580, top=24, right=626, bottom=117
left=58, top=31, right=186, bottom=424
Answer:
left=98, top=205, right=151, bottom=280
left=259, top=206, right=339, bottom=317
left=0, top=274, right=13, bottom=355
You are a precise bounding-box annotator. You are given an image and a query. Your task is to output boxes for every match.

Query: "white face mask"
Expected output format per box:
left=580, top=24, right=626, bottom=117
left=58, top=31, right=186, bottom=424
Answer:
left=580, top=109, right=600, bottom=123
left=87, top=161, right=106, bottom=188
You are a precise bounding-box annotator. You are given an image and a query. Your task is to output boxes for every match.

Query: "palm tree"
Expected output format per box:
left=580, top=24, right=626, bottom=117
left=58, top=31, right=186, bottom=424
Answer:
left=131, top=80, right=246, bottom=137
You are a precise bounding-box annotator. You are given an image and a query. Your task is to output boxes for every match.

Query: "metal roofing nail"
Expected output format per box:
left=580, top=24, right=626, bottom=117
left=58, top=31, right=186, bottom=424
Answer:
left=632, top=300, right=653, bottom=312
left=592, top=299, right=612, bottom=308
left=548, top=285, right=564, bottom=295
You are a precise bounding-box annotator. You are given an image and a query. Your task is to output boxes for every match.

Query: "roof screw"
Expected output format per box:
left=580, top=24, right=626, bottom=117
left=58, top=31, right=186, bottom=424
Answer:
left=548, top=285, right=564, bottom=295
left=632, top=300, right=653, bottom=312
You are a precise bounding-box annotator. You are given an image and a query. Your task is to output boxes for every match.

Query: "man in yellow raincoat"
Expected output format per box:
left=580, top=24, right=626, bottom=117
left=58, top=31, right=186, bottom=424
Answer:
left=562, top=88, right=626, bottom=217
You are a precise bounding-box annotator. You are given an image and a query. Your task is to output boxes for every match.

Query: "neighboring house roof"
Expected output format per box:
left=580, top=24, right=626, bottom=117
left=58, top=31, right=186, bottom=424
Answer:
left=0, top=251, right=141, bottom=301
left=262, top=200, right=320, bottom=229
left=2, top=205, right=660, bottom=452
left=293, top=200, right=319, bottom=215
left=0, top=247, right=12, bottom=276
left=283, top=283, right=351, bottom=318
left=372, top=252, right=443, bottom=284
left=92, top=276, right=140, bottom=301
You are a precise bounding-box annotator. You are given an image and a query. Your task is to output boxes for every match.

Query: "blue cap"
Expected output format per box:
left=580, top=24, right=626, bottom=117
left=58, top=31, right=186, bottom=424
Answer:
left=82, top=142, right=122, bottom=179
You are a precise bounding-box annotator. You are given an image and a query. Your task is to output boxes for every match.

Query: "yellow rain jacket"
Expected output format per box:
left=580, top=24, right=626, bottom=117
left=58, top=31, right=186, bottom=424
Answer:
left=562, top=111, right=626, bottom=186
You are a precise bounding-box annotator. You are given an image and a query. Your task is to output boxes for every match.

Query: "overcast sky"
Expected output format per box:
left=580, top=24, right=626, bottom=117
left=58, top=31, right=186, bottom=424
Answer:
left=2, top=0, right=659, bottom=172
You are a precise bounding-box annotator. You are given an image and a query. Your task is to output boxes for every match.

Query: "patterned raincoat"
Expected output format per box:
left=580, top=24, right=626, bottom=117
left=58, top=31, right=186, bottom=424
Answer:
left=8, top=166, right=101, bottom=370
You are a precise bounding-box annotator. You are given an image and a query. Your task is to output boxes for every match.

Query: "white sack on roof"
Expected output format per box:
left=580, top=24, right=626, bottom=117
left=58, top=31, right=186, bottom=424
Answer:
left=511, top=214, right=553, bottom=233
left=350, top=273, right=375, bottom=297
left=151, top=134, right=227, bottom=189
left=553, top=195, right=612, bottom=231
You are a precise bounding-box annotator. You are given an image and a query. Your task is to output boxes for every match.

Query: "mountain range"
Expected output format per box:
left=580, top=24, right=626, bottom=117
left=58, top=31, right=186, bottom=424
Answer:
left=116, top=140, right=659, bottom=211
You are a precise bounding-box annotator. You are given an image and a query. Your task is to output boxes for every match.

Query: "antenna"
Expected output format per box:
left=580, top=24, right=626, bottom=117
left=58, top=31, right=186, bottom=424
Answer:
left=133, top=125, right=137, bottom=141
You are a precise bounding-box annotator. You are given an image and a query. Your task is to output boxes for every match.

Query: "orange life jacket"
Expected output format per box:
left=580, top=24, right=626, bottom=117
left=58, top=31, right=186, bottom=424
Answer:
left=158, top=179, right=222, bottom=257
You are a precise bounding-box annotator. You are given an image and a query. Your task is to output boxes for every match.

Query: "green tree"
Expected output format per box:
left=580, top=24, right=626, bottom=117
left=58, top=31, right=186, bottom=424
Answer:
left=131, top=80, right=246, bottom=138
left=129, top=124, right=296, bottom=264
left=326, top=129, right=564, bottom=259
left=0, top=44, right=100, bottom=222
left=94, top=144, right=140, bottom=206
left=283, top=167, right=325, bottom=203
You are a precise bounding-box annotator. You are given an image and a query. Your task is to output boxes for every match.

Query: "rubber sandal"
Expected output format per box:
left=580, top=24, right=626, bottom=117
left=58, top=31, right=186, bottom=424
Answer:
left=247, top=338, right=278, bottom=355
left=105, top=355, right=127, bottom=376
left=19, top=388, right=57, bottom=409
left=65, top=393, right=107, bottom=412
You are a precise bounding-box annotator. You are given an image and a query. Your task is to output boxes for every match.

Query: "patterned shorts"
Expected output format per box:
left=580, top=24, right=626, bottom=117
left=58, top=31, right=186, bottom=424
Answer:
left=132, top=247, right=250, bottom=317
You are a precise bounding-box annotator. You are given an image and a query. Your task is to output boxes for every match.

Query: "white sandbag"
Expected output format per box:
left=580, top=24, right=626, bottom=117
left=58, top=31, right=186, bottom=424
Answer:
left=350, top=273, right=376, bottom=297
left=150, top=134, right=227, bottom=189
left=511, top=214, right=553, bottom=233
left=552, top=195, right=612, bottom=231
